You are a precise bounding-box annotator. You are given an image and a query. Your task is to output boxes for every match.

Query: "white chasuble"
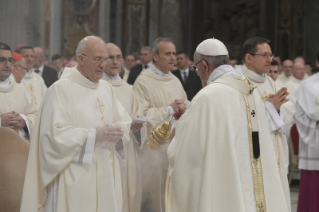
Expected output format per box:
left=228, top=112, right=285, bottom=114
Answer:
left=133, top=68, right=188, bottom=212
left=21, top=69, right=47, bottom=108
left=0, top=77, right=37, bottom=140
left=166, top=75, right=288, bottom=212
left=240, top=65, right=292, bottom=212
left=20, top=67, right=131, bottom=212
left=103, top=76, right=146, bottom=212
left=285, top=75, right=302, bottom=105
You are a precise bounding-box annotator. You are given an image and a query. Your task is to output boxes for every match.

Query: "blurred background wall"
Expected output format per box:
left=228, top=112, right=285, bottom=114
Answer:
left=1, top=0, right=318, bottom=66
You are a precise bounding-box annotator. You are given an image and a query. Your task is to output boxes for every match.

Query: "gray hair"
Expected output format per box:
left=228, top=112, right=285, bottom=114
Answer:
left=141, top=46, right=151, bottom=52
left=75, top=39, right=86, bottom=56
left=195, top=52, right=230, bottom=69
left=151, top=37, right=174, bottom=55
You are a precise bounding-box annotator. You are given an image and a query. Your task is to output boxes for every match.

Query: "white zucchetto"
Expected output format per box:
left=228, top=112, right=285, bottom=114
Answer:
left=196, top=38, right=228, bottom=56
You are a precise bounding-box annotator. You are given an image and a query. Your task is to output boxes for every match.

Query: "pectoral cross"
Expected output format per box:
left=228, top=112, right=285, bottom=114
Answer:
left=261, top=90, right=267, bottom=101
left=95, top=98, right=105, bottom=114
left=27, top=84, right=34, bottom=93
left=251, top=110, right=256, bottom=117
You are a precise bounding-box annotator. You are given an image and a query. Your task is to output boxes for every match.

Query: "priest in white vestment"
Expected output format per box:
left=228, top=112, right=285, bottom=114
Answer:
left=295, top=73, right=319, bottom=212
left=166, top=38, right=288, bottom=212
left=11, top=52, right=27, bottom=83
left=102, top=43, right=146, bottom=212
left=20, top=36, right=132, bottom=212
left=237, top=37, right=293, bottom=212
left=0, top=43, right=37, bottom=141
left=133, top=37, right=188, bottom=212
left=277, top=59, right=293, bottom=85
left=17, top=46, right=47, bottom=108
left=285, top=62, right=305, bottom=105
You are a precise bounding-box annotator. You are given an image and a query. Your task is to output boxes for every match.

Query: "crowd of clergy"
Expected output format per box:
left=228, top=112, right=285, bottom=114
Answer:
left=0, top=35, right=318, bottom=212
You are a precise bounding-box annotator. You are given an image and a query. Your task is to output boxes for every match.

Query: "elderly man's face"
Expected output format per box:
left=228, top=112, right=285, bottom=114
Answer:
left=105, top=45, right=123, bottom=77
left=193, top=52, right=208, bottom=87
left=153, top=41, right=176, bottom=74
left=293, top=62, right=305, bottom=80
left=33, top=48, right=45, bottom=68
left=267, top=65, right=279, bottom=81
left=246, top=43, right=272, bottom=74
left=78, top=42, right=108, bottom=83
left=20, top=49, right=34, bottom=70
left=0, top=49, right=13, bottom=81
left=124, top=55, right=136, bottom=70
left=140, top=49, right=152, bottom=65
left=282, top=60, right=293, bottom=77
left=13, top=58, right=27, bottom=83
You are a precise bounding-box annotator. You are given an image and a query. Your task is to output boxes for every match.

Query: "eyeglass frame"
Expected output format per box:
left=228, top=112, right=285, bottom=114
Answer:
left=190, top=59, right=204, bottom=73
left=249, top=53, right=274, bottom=60
left=18, top=64, right=28, bottom=73
left=108, top=55, right=123, bottom=62
left=81, top=54, right=109, bottom=65
left=0, top=57, right=15, bottom=65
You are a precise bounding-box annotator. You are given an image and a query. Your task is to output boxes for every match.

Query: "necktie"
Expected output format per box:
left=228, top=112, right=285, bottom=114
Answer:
left=35, top=70, right=40, bottom=74
left=183, top=72, right=187, bottom=83
left=144, top=65, right=148, bottom=69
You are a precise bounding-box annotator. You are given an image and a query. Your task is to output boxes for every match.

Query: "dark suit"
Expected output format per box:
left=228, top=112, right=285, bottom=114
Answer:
left=172, top=69, right=202, bottom=101
left=42, top=65, right=58, bottom=88
left=127, top=64, right=145, bottom=85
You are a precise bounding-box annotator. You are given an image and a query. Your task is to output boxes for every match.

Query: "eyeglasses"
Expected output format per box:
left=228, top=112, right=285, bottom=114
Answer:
left=81, top=54, right=109, bottom=65
left=190, top=59, right=203, bottom=73
left=108, top=56, right=123, bottom=62
left=249, top=53, right=274, bottom=60
left=0, top=57, right=15, bottom=65
left=18, top=65, right=28, bottom=73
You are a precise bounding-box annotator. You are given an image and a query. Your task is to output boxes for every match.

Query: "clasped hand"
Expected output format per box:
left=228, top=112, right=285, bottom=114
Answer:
left=266, top=87, right=289, bottom=111
left=96, top=124, right=124, bottom=143
left=0, top=111, right=26, bottom=130
left=170, top=99, right=186, bottom=120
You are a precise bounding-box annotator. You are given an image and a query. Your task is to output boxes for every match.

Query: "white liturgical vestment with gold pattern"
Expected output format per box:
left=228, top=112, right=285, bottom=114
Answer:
left=102, top=73, right=146, bottom=212
left=21, top=69, right=47, bottom=108
left=240, top=65, right=293, bottom=212
left=20, top=67, right=131, bottom=212
left=166, top=65, right=288, bottom=212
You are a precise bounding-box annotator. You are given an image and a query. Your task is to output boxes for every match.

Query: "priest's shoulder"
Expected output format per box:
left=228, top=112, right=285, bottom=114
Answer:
left=33, top=72, right=46, bottom=84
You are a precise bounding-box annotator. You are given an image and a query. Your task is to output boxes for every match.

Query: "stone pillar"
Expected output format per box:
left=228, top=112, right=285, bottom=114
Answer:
left=50, top=0, right=62, bottom=57
left=148, top=0, right=160, bottom=45
left=99, top=0, right=111, bottom=42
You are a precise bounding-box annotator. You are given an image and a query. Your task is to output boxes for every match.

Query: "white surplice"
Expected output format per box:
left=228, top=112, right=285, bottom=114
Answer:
left=239, top=65, right=293, bottom=212
left=295, top=73, right=319, bottom=170
left=102, top=73, right=146, bottom=212
left=21, top=69, right=47, bottom=108
left=20, top=67, right=132, bottom=212
left=285, top=75, right=303, bottom=105
left=166, top=65, right=288, bottom=212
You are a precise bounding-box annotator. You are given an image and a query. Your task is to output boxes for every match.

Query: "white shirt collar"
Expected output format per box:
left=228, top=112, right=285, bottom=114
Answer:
left=207, top=65, right=243, bottom=84
left=35, top=64, right=44, bottom=76
left=102, top=72, right=120, bottom=82
left=150, top=64, right=171, bottom=77
left=179, top=67, right=189, bottom=75
left=0, top=77, right=11, bottom=87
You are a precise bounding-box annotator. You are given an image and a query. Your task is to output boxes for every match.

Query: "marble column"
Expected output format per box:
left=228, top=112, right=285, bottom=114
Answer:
left=50, top=0, right=62, bottom=57
left=99, top=0, right=111, bottom=42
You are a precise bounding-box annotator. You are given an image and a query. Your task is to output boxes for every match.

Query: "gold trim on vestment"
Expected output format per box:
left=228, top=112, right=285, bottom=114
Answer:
left=243, top=94, right=267, bottom=212
left=275, top=131, right=280, bottom=169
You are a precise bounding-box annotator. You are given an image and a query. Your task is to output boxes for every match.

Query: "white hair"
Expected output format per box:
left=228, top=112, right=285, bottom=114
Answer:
left=195, top=52, right=230, bottom=69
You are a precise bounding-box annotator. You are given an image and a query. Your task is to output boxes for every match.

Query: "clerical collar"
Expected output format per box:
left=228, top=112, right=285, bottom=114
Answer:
left=150, top=64, right=171, bottom=77
left=0, top=77, right=11, bottom=87
left=239, top=65, right=267, bottom=83
left=24, top=69, right=34, bottom=79
left=102, top=72, right=120, bottom=82
left=207, top=64, right=242, bottom=84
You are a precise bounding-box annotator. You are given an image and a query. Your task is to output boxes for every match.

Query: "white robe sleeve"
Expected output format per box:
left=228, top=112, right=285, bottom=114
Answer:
left=265, top=101, right=285, bottom=133
left=295, top=102, right=318, bottom=147
left=72, top=128, right=96, bottom=165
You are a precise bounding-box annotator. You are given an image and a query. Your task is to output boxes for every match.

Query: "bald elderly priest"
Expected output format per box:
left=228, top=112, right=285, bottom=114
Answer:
left=0, top=43, right=37, bottom=140
left=20, top=36, right=131, bottom=212
left=166, top=39, right=289, bottom=212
